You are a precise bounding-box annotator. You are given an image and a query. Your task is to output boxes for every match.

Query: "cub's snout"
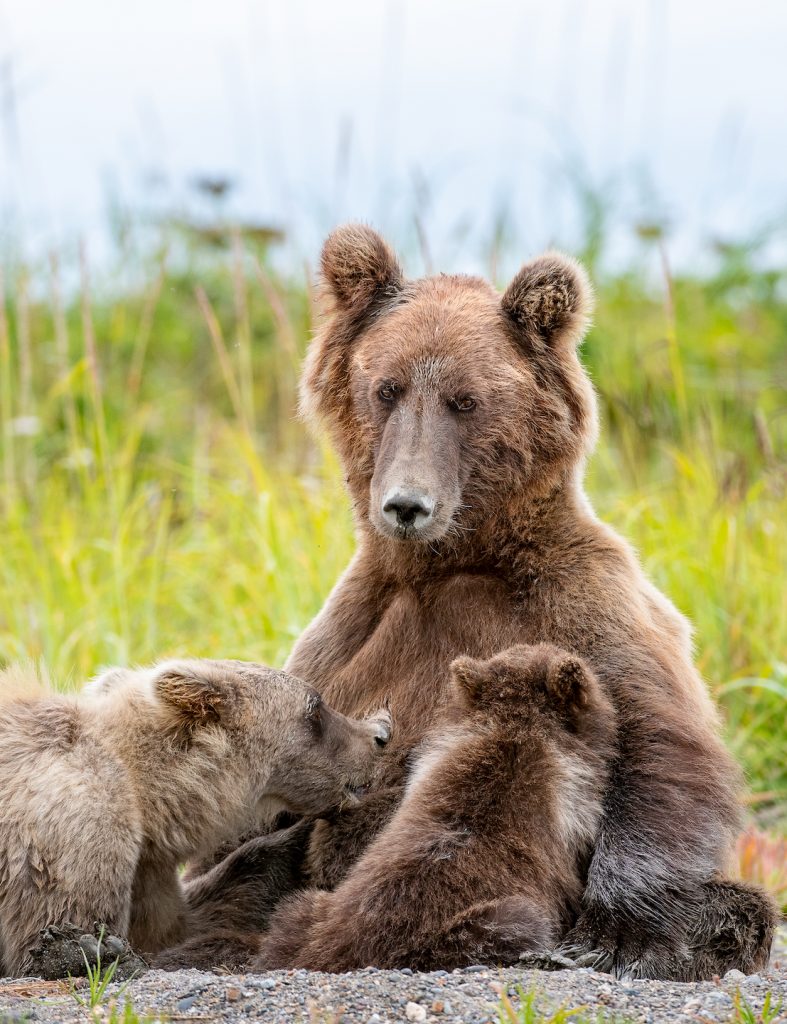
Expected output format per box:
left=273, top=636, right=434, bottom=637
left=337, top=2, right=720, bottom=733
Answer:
left=263, top=693, right=394, bottom=818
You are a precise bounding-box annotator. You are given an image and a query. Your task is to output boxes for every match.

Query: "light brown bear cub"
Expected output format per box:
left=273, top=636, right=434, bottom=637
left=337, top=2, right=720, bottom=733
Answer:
left=257, top=644, right=616, bottom=972
left=0, top=659, right=390, bottom=977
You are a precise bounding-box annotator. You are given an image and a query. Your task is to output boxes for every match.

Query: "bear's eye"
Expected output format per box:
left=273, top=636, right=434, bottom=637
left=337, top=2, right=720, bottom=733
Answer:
left=377, top=381, right=399, bottom=403
left=449, top=396, right=476, bottom=413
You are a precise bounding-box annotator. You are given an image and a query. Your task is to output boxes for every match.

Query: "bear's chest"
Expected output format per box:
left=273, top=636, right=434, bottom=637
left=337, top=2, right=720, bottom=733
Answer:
left=315, top=573, right=531, bottom=747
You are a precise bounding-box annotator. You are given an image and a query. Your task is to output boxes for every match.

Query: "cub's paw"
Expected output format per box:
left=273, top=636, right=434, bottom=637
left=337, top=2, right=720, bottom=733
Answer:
left=24, top=922, right=147, bottom=981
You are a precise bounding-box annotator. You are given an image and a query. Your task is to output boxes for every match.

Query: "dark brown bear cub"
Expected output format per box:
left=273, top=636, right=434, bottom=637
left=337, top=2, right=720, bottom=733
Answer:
left=256, top=644, right=617, bottom=972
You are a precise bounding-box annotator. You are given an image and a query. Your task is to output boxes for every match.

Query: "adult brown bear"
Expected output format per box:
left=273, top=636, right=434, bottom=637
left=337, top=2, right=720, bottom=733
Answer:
left=162, top=225, right=776, bottom=980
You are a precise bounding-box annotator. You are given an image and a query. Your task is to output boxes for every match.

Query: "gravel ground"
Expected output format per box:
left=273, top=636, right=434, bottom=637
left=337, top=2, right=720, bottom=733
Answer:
left=1, top=931, right=784, bottom=1024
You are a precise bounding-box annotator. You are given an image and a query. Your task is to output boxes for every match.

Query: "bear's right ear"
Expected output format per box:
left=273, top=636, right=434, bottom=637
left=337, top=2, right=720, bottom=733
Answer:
left=450, top=655, right=486, bottom=706
left=152, top=663, right=226, bottom=740
left=320, top=224, right=404, bottom=315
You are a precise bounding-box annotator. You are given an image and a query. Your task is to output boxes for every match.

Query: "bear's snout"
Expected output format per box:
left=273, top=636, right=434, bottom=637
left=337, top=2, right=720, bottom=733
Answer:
left=381, top=487, right=435, bottom=533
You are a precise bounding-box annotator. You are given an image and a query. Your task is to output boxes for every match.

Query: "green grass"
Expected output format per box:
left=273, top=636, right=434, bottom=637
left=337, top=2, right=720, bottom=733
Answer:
left=498, top=985, right=628, bottom=1024
left=497, top=985, right=787, bottom=1024
left=0, top=220, right=785, bottom=856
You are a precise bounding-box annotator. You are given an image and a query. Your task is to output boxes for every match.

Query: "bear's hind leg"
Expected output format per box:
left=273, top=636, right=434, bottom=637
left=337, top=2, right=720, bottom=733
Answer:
left=405, top=895, right=558, bottom=972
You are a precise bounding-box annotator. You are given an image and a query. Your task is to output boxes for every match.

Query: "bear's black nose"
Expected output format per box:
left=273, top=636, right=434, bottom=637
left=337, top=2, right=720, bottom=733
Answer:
left=382, top=489, right=435, bottom=531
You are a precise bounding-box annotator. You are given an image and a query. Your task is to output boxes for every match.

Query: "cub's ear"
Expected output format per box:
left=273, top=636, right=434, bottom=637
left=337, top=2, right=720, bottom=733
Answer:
left=321, top=223, right=403, bottom=314
left=152, top=662, right=226, bottom=738
left=83, top=666, right=130, bottom=698
left=450, top=655, right=487, bottom=706
left=501, top=251, right=593, bottom=352
left=545, top=652, right=594, bottom=720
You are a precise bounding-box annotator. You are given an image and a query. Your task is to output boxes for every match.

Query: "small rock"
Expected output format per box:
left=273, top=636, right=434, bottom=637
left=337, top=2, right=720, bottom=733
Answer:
left=176, top=994, right=198, bottom=1011
left=597, top=983, right=613, bottom=1003
left=431, top=1000, right=445, bottom=1013
left=703, top=992, right=733, bottom=1007
left=442, top=1002, right=454, bottom=1015
left=464, top=964, right=486, bottom=973
left=400, top=967, right=413, bottom=976
left=743, top=973, right=762, bottom=985
left=225, top=985, right=242, bottom=1002
left=724, top=968, right=746, bottom=983
left=405, top=1002, right=427, bottom=1022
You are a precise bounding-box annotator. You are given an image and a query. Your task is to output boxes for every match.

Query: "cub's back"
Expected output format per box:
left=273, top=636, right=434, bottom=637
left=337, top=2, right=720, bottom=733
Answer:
left=0, top=696, right=141, bottom=902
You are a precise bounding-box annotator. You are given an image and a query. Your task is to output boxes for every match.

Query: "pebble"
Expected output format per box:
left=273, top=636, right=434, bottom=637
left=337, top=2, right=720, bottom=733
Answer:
left=0, top=936, right=785, bottom=1024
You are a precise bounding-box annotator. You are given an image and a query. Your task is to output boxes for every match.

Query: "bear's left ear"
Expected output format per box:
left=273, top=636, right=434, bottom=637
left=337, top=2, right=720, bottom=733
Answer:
left=152, top=662, right=227, bottom=740
left=450, top=655, right=486, bottom=706
left=501, top=251, right=593, bottom=353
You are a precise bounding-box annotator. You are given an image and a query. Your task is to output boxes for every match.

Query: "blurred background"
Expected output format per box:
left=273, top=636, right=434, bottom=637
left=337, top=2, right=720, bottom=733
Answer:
left=3, top=0, right=787, bottom=271
left=0, top=0, right=785, bottom=900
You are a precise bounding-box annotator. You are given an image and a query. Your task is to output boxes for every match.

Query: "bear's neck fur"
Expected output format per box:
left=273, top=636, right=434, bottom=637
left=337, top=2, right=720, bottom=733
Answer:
left=355, top=464, right=595, bottom=588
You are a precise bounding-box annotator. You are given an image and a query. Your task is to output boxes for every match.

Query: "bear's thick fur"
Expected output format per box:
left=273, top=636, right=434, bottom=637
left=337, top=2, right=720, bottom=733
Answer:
left=256, top=644, right=616, bottom=971
left=280, top=226, right=776, bottom=979
left=163, top=226, right=777, bottom=980
left=0, top=659, right=389, bottom=976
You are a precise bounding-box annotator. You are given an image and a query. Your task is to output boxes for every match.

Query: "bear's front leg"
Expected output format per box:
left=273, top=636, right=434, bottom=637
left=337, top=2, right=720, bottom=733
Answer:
left=554, top=717, right=773, bottom=981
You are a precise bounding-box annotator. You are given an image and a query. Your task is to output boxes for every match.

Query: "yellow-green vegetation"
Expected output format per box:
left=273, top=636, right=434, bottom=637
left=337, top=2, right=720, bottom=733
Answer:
left=0, top=225, right=785, bottom=863
left=728, top=989, right=785, bottom=1024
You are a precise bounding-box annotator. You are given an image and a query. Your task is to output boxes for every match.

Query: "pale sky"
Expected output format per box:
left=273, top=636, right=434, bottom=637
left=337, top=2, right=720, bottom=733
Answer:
left=0, top=0, right=785, bottom=271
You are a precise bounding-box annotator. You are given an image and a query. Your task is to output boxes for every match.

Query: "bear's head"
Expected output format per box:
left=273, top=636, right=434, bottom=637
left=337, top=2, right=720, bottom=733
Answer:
left=449, top=643, right=604, bottom=735
left=302, top=224, right=597, bottom=548
left=89, top=659, right=391, bottom=821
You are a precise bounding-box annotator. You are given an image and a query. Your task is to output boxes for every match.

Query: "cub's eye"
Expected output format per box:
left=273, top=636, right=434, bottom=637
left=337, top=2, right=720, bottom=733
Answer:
left=449, top=396, right=476, bottom=413
left=377, top=382, right=399, bottom=403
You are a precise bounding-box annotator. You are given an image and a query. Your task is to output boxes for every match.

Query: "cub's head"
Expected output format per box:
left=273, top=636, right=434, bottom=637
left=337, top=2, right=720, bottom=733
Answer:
left=88, top=659, right=391, bottom=820
left=303, top=224, right=596, bottom=546
left=449, top=643, right=609, bottom=738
